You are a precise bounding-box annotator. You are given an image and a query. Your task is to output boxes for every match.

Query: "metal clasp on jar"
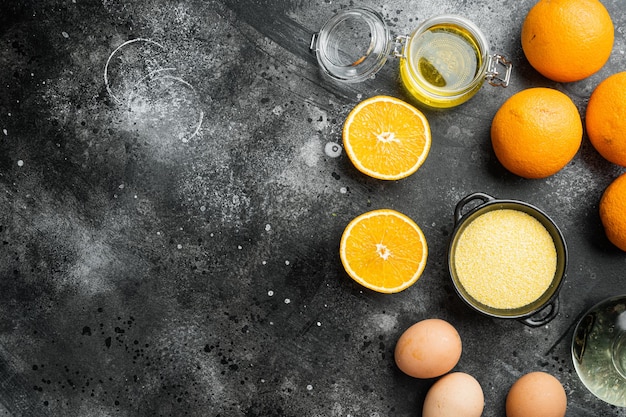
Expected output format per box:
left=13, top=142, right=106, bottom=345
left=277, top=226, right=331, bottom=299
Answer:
left=486, top=54, right=512, bottom=87
left=391, top=35, right=409, bottom=58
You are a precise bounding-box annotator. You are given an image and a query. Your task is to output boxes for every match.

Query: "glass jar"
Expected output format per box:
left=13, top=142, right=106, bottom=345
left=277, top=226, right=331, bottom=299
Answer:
left=310, top=7, right=512, bottom=109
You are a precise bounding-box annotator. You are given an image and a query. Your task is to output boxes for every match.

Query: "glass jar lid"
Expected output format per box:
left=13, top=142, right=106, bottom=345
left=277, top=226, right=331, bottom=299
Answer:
left=310, top=8, right=391, bottom=83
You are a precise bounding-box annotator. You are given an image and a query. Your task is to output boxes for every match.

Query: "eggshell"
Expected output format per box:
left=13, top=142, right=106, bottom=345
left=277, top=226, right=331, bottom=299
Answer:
left=423, top=372, right=484, bottom=417
left=394, top=318, right=462, bottom=378
left=506, top=371, right=567, bottom=417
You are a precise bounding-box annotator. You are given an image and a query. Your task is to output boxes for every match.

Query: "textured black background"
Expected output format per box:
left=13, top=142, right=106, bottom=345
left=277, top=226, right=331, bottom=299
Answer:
left=0, top=0, right=625, bottom=416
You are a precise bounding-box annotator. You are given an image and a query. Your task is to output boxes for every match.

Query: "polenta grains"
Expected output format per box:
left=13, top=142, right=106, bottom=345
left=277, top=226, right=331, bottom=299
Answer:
left=453, top=209, right=557, bottom=310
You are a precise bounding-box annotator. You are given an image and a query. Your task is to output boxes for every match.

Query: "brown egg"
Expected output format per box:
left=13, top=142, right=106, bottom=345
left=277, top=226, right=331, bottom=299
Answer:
left=506, top=372, right=567, bottom=417
left=422, top=372, right=484, bottom=417
left=394, top=318, right=462, bottom=378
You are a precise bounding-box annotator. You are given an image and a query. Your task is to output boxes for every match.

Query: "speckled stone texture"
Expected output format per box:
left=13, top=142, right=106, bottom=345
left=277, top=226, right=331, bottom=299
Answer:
left=0, top=0, right=625, bottom=416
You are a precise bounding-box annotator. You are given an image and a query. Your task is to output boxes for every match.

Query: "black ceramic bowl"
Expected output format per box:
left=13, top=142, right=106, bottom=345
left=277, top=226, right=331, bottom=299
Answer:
left=448, top=192, right=568, bottom=327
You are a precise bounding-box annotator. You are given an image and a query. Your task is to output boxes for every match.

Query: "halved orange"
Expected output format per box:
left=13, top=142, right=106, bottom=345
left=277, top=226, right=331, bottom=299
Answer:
left=339, top=209, right=428, bottom=293
left=343, top=95, right=431, bottom=180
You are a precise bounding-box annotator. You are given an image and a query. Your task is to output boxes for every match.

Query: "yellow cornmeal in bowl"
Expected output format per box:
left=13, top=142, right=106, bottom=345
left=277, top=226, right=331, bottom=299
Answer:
left=453, top=209, right=557, bottom=310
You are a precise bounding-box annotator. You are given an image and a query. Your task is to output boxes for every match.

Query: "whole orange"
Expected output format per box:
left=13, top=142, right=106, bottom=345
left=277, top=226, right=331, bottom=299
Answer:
left=586, top=72, right=626, bottom=167
left=521, top=0, right=614, bottom=82
left=599, top=173, right=626, bottom=252
left=491, top=88, right=582, bottom=179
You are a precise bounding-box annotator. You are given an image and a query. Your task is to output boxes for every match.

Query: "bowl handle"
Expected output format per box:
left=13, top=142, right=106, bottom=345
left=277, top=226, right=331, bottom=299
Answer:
left=519, top=297, right=560, bottom=327
left=454, top=192, right=495, bottom=225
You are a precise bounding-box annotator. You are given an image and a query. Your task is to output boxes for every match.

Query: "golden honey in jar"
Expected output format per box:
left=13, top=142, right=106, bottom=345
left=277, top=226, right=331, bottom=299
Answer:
left=311, top=8, right=511, bottom=109
left=401, top=17, right=489, bottom=108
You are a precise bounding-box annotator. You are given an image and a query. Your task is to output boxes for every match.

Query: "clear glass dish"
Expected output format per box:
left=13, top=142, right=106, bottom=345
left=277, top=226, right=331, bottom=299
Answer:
left=572, top=294, right=626, bottom=407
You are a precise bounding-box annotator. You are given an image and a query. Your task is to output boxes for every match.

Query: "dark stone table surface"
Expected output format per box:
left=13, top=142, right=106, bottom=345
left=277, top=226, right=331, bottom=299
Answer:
left=1, top=0, right=625, bottom=416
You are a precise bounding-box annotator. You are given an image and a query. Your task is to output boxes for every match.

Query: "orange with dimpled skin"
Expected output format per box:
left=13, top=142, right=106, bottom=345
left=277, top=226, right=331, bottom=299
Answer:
left=521, top=0, right=614, bottom=82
